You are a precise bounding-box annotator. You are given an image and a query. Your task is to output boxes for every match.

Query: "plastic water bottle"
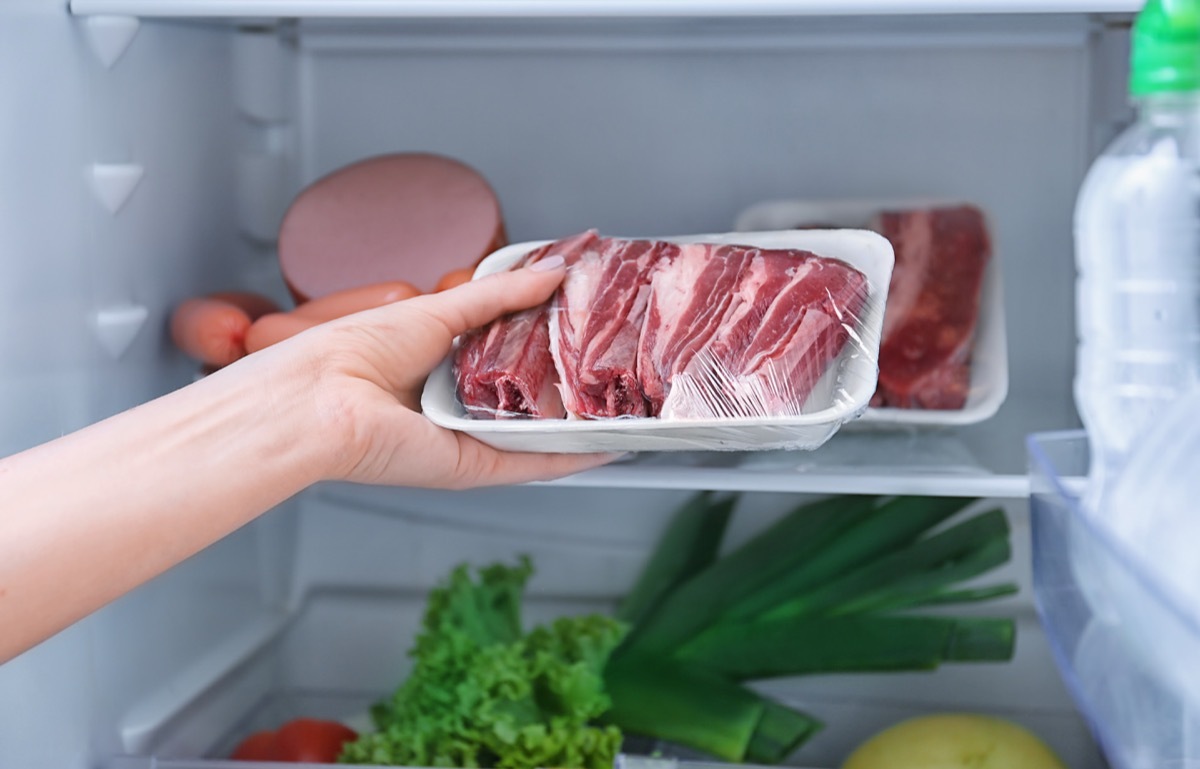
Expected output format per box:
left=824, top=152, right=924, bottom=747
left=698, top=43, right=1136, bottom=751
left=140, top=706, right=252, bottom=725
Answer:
left=1074, top=0, right=1200, bottom=515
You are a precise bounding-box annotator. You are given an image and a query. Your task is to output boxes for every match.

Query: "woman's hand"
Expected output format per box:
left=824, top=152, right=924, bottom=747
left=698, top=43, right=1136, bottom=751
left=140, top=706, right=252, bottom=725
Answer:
left=0, top=254, right=613, bottom=662
left=258, top=254, right=614, bottom=489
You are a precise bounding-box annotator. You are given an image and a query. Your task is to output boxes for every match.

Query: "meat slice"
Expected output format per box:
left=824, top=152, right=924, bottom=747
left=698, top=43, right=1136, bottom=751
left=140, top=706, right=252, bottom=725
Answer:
left=639, top=245, right=869, bottom=419
left=637, top=244, right=754, bottom=415
left=871, top=206, right=990, bottom=410
left=453, top=231, right=599, bottom=418
left=549, top=237, right=675, bottom=418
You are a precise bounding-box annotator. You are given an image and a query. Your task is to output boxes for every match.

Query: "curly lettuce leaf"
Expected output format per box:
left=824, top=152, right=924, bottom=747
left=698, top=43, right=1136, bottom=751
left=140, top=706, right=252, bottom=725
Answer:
left=339, top=560, right=626, bottom=769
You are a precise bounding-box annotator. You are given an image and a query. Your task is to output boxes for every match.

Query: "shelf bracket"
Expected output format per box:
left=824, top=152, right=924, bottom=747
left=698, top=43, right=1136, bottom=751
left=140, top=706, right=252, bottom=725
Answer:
left=84, top=15, right=140, bottom=69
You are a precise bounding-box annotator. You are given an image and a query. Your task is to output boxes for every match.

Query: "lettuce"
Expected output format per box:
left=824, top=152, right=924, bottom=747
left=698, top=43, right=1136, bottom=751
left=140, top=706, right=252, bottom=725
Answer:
left=339, top=558, right=626, bottom=769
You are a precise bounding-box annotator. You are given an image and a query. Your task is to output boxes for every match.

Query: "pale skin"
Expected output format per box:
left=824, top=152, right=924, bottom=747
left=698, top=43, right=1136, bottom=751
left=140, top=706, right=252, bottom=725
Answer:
left=0, top=255, right=608, bottom=664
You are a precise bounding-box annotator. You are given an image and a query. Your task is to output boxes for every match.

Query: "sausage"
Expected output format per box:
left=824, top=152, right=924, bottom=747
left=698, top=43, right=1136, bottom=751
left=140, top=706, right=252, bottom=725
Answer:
left=208, top=291, right=282, bottom=320
left=291, top=281, right=421, bottom=321
left=244, top=312, right=323, bottom=354
left=435, top=268, right=475, bottom=292
left=170, top=297, right=251, bottom=367
left=169, top=291, right=282, bottom=368
left=246, top=281, right=423, bottom=354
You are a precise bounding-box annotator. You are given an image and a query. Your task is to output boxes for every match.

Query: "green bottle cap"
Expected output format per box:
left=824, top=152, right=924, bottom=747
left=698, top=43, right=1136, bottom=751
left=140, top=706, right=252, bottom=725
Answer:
left=1131, top=0, right=1200, bottom=95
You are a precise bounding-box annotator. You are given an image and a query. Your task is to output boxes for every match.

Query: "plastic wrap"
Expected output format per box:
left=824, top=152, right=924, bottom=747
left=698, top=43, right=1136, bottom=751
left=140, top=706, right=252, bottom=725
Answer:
left=422, top=230, right=893, bottom=453
left=734, top=198, right=1007, bottom=429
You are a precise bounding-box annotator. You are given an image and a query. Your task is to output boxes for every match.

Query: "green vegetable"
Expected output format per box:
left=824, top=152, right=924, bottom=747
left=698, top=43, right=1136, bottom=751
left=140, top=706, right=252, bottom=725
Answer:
left=602, top=656, right=820, bottom=763
left=758, top=507, right=1013, bottom=620
left=725, top=496, right=980, bottom=622
left=677, top=615, right=1015, bottom=678
left=620, top=494, right=881, bottom=657
left=603, top=657, right=777, bottom=761
left=339, top=558, right=626, bottom=769
left=343, top=494, right=1018, bottom=769
left=608, top=494, right=1018, bottom=764
left=744, top=700, right=824, bottom=765
left=616, top=491, right=734, bottom=626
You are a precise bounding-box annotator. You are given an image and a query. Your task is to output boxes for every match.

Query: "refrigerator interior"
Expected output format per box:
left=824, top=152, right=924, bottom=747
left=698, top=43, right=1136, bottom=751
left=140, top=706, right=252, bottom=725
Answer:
left=0, top=2, right=1141, bottom=767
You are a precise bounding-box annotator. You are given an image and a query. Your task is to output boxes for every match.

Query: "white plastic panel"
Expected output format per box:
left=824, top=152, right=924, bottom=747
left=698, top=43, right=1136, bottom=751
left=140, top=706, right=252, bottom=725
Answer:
left=0, top=0, right=255, bottom=456
left=70, top=0, right=1140, bottom=20
left=0, top=4, right=282, bottom=769
left=0, top=0, right=93, bottom=456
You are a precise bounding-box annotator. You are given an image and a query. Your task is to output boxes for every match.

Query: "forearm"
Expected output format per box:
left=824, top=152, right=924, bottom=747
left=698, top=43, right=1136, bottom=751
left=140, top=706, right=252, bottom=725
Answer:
left=0, top=354, right=334, bottom=662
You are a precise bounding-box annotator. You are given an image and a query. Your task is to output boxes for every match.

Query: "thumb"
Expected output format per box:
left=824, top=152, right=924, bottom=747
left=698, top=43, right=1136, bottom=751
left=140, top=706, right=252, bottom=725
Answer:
left=404, top=255, right=567, bottom=340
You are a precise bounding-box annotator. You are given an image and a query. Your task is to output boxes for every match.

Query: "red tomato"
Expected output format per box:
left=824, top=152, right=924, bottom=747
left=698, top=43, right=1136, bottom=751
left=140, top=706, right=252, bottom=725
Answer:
left=272, top=718, right=358, bottom=763
left=230, top=730, right=277, bottom=761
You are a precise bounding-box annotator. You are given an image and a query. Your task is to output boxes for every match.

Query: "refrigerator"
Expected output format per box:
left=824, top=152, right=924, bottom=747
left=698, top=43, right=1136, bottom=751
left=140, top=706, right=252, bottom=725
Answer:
left=0, top=1, right=1169, bottom=767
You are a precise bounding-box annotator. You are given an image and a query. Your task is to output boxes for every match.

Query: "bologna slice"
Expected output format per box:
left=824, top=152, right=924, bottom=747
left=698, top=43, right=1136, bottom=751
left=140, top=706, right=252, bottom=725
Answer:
left=278, top=153, right=506, bottom=302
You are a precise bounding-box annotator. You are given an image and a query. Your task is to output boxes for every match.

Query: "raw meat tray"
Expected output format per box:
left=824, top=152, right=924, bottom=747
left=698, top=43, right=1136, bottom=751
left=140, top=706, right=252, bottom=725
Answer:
left=734, top=198, right=1008, bottom=429
left=422, top=229, right=894, bottom=453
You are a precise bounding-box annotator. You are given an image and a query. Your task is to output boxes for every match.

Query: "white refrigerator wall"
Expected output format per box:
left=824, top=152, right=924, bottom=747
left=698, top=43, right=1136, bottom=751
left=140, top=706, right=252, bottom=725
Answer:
left=0, top=4, right=270, bottom=768
left=0, top=4, right=1129, bottom=768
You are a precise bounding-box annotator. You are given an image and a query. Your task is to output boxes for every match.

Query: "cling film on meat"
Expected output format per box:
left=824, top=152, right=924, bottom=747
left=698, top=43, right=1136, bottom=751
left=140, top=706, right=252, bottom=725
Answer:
left=733, top=199, right=1003, bottom=428
left=429, top=229, right=893, bottom=453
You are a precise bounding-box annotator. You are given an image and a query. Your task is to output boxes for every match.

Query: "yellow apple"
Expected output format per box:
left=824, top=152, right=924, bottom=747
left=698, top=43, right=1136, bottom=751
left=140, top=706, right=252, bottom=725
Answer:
left=842, top=714, right=1068, bottom=769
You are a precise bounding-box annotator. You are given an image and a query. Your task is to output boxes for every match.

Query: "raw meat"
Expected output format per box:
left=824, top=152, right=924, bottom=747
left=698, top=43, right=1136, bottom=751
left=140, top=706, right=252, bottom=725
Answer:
left=455, top=232, right=869, bottom=421
left=452, top=231, right=598, bottom=418
left=639, top=244, right=869, bottom=419
left=871, top=205, right=990, bottom=410
left=549, top=237, right=678, bottom=418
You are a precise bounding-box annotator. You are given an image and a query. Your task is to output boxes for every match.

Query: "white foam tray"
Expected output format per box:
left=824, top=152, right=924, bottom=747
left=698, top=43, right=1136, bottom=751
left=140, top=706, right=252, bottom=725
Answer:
left=421, top=230, right=894, bottom=453
left=734, top=198, right=1008, bottom=428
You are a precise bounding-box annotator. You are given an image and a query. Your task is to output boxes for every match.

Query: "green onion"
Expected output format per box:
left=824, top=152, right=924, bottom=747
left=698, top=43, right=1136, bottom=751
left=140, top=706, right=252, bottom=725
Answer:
left=625, top=495, right=879, bottom=655
left=723, top=496, right=978, bottom=622
left=744, top=699, right=824, bottom=765
left=677, top=615, right=1015, bottom=679
left=603, top=656, right=821, bottom=763
left=606, top=494, right=1019, bottom=764
left=617, top=491, right=734, bottom=626
left=760, top=508, right=1011, bottom=620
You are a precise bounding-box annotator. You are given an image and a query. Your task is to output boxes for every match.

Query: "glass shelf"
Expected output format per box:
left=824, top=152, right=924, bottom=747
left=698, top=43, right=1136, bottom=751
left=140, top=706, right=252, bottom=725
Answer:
left=70, top=0, right=1138, bottom=19
left=540, top=394, right=1075, bottom=498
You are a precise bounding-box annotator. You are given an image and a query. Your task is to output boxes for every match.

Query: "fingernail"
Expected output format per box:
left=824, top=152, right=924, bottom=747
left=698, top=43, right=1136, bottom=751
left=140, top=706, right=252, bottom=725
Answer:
left=528, top=255, right=566, bottom=273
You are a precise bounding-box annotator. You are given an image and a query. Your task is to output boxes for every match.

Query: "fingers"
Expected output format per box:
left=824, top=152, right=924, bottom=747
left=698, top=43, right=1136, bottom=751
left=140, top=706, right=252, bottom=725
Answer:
left=338, top=404, right=621, bottom=489
left=402, top=256, right=567, bottom=341
left=450, top=433, right=620, bottom=488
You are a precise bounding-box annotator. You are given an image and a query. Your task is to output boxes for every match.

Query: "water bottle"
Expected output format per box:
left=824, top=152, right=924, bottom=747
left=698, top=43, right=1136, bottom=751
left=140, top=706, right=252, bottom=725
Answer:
left=1074, top=0, right=1200, bottom=515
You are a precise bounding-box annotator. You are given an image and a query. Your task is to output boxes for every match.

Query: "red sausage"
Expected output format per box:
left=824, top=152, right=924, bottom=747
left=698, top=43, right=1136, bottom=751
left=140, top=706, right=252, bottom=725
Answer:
left=292, top=280, right=421, bottom=321
left=244, top=312, right=322, bottom=354
left=435, top=268, right=475, bottom=293
left=209, top=291, right=282, bottom=320
left=170, top=298, right=254, bottom=368
left=169, top=292, right=282, bottom=368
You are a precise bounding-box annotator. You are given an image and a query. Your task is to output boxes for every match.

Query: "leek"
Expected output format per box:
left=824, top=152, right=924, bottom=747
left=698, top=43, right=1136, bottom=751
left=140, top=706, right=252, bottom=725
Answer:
left=677, top=615, right=1015, bottom=679
left=607, top=493, right=1018, bottom=765
left=603, top=656, right=820, bottom=763
left=617, top=491, right=734, bottom=626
